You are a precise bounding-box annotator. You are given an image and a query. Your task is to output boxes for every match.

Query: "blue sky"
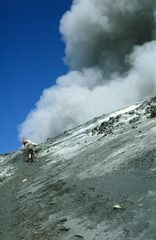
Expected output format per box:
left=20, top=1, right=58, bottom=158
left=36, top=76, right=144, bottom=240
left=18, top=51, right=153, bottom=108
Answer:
left=0, top=0, right=73, bottom=153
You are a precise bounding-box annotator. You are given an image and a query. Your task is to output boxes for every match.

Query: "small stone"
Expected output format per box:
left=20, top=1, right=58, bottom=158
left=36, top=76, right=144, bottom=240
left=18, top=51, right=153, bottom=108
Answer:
left=58, top=226, right=70, bottom=231
left=58, top=217, right=67, bottom=223
left=137, top=203, right=143, bottom=207
left=48, top=201, right=57, bottom=205
left=74, top=235, right=84, bottom=239
left=22, top=178, right=28, bottom=183
left=113, top=204, right=122, bottom=210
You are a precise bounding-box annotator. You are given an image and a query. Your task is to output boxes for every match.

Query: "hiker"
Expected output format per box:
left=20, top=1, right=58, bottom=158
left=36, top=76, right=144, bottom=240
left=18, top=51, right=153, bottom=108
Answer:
left=22, top=138, right=37, bottom=163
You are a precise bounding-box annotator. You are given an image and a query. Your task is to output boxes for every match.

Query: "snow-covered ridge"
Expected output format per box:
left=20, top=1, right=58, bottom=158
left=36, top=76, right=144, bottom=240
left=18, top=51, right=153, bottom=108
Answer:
left=50, top=96, right=156, bottom=141
left=40, top=96, right=156, bottom=164
left=90, top=97, right=156, bottom=135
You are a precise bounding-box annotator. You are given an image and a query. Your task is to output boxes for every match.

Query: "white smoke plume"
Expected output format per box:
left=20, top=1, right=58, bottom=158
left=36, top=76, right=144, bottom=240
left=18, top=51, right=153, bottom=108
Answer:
left=19, top=0, right=156, bottom=142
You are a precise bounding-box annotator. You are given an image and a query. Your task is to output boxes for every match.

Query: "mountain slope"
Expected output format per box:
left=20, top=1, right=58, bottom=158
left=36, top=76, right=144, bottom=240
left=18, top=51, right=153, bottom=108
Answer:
left=1, top=97, right=156, bottom=240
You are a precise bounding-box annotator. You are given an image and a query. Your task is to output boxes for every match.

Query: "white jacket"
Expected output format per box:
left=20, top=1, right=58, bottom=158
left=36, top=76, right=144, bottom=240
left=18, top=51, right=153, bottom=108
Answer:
left=23, top=140, right=37, bottom=150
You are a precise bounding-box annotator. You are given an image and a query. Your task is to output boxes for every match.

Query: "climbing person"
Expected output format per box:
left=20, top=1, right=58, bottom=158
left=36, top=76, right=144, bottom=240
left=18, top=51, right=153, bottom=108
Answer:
left=22, top=137, right=37, bottom=163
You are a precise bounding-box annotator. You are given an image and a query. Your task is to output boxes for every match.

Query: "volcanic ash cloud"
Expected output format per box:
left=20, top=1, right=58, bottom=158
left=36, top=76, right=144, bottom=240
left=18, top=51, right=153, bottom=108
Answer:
left=19, top=0, right=156, bottom=142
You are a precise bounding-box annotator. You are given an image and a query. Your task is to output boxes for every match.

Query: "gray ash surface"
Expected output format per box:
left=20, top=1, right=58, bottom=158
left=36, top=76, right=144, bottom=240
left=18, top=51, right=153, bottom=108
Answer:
left=1, top=97, right=156, bottom=240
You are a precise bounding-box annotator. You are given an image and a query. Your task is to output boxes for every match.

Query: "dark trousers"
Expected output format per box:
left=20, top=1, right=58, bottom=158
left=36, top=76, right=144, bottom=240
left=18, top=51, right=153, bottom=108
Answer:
left=28, top=149, right=34, bottom=162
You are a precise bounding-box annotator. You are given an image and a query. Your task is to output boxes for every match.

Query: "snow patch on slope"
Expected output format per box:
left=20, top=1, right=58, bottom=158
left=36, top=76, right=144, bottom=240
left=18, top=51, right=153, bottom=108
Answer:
left=0, top=152, right=20, bottom=186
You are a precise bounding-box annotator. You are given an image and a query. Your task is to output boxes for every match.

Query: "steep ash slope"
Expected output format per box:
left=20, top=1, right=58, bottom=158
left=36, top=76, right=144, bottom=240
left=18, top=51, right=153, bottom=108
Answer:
left=1, top=97, right=156, bottom=240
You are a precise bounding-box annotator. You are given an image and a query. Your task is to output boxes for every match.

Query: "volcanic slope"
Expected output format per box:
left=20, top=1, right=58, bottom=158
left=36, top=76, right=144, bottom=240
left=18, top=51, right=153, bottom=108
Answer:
left=1, top=97, right=156, bottom=240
